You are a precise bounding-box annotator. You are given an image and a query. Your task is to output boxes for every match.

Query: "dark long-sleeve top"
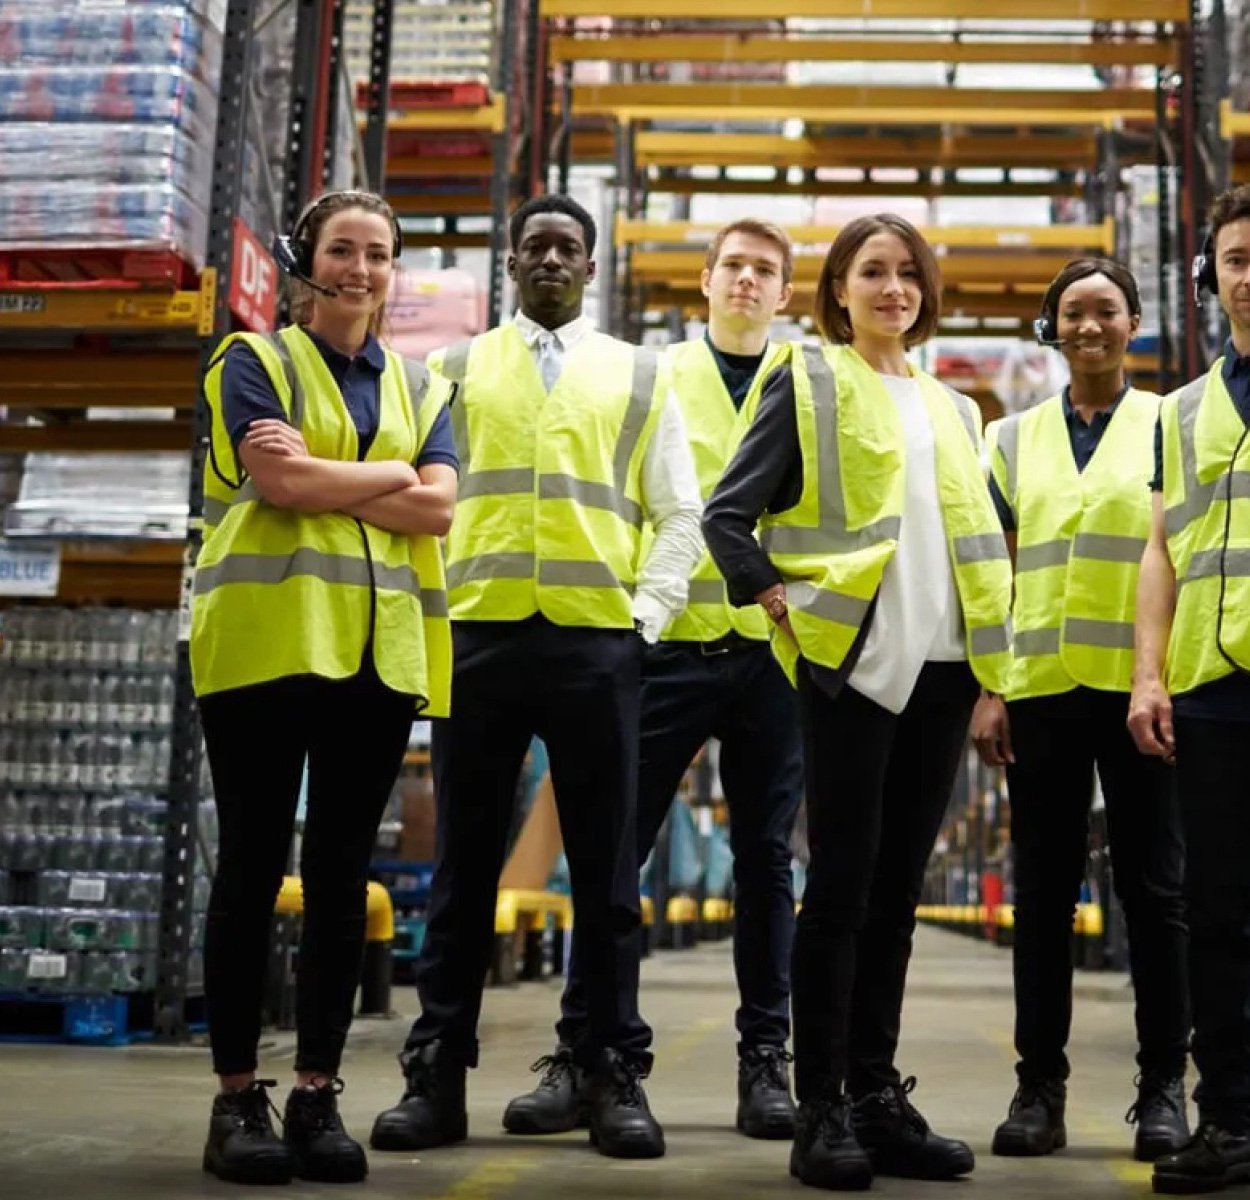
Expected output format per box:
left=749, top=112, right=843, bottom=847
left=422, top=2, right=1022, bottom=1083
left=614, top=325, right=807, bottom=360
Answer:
left=701, top=363, right=801, bottom=607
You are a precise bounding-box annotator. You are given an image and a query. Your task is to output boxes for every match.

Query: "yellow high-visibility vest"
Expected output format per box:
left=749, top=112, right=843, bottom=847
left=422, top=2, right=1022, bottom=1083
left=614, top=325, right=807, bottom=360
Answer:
left=988, top=389, right=1159, bottom=700
left=1161, top=362, right=1250, bottom=695
left=193, top=324, right=452, bottom=713
left=430, top=323, right=665, bottom=628
left=759, top=344, right=1011, bottom=692
left=660, top=338, right=791, bottom=643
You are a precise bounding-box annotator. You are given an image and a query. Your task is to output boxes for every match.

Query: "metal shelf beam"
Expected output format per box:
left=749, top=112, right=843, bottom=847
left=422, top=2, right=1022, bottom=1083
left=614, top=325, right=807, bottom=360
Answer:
left=0, top=351, right=198, bottom=408
left=551, top=34, right=1179, bottom=68
left=539, top=0, right=1188, bottom=18
left=0, top=283, right=213, bottom=333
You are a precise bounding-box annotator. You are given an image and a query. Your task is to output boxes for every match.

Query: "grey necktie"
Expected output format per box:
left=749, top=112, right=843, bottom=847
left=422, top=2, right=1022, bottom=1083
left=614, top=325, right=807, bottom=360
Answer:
left=535, top=331, right=561, bottom=392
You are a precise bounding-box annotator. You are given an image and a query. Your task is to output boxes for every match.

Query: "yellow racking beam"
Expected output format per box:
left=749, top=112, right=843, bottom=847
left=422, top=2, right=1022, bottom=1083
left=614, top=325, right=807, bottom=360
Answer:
left=573, top=83, right=1155, bottom=121
left=0, top=287, right=211, bottom=332
left=400, top=231, right=492, bottom=249
left=540, top=1, right=1187, bottom=19
left=630, top=249, right=1085, bottom=287
left=389, top=193, right=494, bottom=216
left=386, top=155, right=495, bottom=178
left=616, top=217, right=1116, bottom=253
left=1221, top=99, right=1250, bottom=139
left=650, top=176, right=1087, bottom=199
left=0, top=421, right=192, bottom=453
left=634, top=131, right=1103, bottom=170
left=363, top=97, right=507, bottom=134
left=0, top=351, right=199, bottom=408
left=551, top=35, right=1178, bottom=68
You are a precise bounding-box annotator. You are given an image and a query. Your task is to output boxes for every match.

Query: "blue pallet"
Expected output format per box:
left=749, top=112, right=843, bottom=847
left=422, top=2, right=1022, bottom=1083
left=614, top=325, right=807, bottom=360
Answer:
left=0, top=990, right=131, bottom=1045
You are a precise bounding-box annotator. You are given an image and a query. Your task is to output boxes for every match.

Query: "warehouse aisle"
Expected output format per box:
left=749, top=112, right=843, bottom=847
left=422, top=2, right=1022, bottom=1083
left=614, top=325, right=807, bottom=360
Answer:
left=0, top=927, right=1156, bottom=1199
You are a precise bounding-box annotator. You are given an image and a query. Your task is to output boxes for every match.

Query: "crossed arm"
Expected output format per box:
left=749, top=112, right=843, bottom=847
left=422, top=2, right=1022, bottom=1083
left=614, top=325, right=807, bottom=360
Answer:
left=239, top=419, right=456, bottom=536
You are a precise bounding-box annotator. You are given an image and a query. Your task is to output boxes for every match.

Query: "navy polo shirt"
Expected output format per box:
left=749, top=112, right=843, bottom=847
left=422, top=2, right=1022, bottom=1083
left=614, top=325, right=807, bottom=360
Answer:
left=1149, top=339, right=1250, bottom=720
left=989, top=385, right=1128, bottom=533
left=220, top=328, right=459, bottom=468
left=705, top=332, right=766, bottom=411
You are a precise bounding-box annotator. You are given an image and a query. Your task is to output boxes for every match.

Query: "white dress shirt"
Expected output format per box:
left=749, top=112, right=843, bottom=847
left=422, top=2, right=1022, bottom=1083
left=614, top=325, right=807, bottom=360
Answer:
left=512, top=312, right=704, bottom=641
left=848, top=372, right=966, bottom=715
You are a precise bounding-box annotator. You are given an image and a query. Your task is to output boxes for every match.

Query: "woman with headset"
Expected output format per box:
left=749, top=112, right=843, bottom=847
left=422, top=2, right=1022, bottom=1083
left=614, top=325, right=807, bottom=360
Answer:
left=192, top=190, right=459, bottom=1186
left=972, top=258, right=1189, bottom=1163
left=704, top=214, right=1012, bottom=1192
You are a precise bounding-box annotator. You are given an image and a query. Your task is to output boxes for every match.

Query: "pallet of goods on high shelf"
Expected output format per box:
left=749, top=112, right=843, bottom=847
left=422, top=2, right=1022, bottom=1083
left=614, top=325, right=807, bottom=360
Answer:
left=0, top=2, right=222, bottom=282
left=343, top=0, right=493, bottom=88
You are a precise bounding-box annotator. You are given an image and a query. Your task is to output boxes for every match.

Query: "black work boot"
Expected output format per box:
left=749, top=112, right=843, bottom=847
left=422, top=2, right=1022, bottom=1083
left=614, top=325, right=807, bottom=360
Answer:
left=1153, top=1124, right=1250, bottom=1194
left=992, top=1079, right=1067, bottom=1157
left=1129, top=1074, right=1192, bottom=1162
left=737, top=1044, right=797, bottom=1140
left=284, top=1079, right=367, bottom=1183
left=502, top=1045, right=588, bottom=1134
left=202, top=1079, right=294, bottom=1185
left=789, top=1089, right=873, bottom=1191
left=852, top=1076, right=974, bottom=1180
left=369, top=1041, right=468, bottom=1151
left=582, top=1048, right=665, bottom=1159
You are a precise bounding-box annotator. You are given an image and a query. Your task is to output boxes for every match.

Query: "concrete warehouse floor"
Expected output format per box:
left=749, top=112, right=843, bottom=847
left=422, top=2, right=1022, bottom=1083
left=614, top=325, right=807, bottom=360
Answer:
left=1, top=926, right=1162, bottom=1199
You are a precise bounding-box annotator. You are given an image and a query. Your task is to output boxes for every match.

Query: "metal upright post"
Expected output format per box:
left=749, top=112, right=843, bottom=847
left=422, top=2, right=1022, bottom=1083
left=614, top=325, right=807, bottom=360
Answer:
left=154, top=0, right=258, bottom=1042
left=488, top=0, right=520, bottom=328
left=363, top=0, right=395, bottom=192
left=1179, top=14, right=1206, bottom=379
left=1155, top=64, right=1179, bottom=395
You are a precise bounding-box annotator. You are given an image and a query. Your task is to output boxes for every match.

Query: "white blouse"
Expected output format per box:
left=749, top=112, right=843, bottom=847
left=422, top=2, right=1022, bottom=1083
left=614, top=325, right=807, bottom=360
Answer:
left=847, top=373, right=966, bottom=715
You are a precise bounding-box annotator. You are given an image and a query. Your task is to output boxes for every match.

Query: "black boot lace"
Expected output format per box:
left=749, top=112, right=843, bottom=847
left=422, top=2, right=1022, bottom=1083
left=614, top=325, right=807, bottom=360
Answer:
left=1010, top=1081, right=1060, bottom=1117
left=607, top=1056, right=647, bottom=1109
left=398, top=1051, right=438, bottom=1102
left=230, top=1079, right=283, bottom=1137
left=810, top=1091, right=855, bottom=1146
left=293, top=1078, right=347, bottom=1135
left=1126, top=1073, right=1185, bottom=1126
left=531, top=1050, right=576, bottom=1093
left=742, top=1046, right=793, bottom=1095
left=887, top=1076, right=931, bottom=1135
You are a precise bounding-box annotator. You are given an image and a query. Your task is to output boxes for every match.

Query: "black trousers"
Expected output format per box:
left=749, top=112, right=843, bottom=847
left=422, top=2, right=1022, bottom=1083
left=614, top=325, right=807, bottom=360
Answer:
left=558, top=639, right=804, bottom=1055
left=1175, top=714, right=1250, bottom=1130
left=199, top=661, right=415, bottom=1076
left=792, top=661, right=979, bottom=1102
left=1006, top=688, right=1188, bottom=1087
left=406, top=617, right=650, bottom=1069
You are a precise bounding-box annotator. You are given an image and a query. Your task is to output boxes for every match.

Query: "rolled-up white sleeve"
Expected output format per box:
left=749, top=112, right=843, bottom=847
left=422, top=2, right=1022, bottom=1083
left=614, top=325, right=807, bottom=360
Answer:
left=632, top=391, right=705, bottom=642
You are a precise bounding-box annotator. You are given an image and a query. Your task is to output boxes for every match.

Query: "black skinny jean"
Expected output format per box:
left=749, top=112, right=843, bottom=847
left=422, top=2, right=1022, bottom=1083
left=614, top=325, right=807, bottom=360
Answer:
left=1006, top=687, right=1189, bottom=1087
left=199, top=660, right=415, bottom=1077
left=558, top=639, right=803, bottom=1055
left=1175, top=714, right=1250, bottom=1131
left=792, top=660, right=979, bottom=1103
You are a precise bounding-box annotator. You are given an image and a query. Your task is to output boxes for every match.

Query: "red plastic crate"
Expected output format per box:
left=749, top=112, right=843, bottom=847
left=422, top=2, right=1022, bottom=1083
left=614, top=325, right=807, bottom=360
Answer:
left=0, top=246, right=196, bottom=291
left=357, top=79, right=491, bottom=110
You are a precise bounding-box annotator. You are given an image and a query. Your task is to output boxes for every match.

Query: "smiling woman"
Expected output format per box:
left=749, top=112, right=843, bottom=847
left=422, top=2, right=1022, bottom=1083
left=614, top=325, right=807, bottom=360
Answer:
left=703, top=214, right=1011, bottom=1192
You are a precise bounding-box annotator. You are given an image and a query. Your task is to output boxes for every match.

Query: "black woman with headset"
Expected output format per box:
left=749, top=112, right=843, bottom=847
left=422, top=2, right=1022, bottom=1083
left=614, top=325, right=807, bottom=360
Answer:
left=1131, top=183, right=1250, bottom=1196
left=973, top=257, right=1190, bottom=1165
left=192, top=190, right=459, bottom=1185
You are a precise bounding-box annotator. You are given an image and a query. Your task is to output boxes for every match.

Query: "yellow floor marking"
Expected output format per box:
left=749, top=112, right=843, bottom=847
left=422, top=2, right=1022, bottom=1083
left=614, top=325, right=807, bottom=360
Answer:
left=428, top=1154, right=535, bottom=1200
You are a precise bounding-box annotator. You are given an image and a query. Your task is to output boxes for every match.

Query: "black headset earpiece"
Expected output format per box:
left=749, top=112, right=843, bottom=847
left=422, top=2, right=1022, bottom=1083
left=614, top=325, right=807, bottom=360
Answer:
left=281, top=189, right=404, bottom=278
left=1033, top=312, right=1057, bottom=346
left=1193, top=229, right=1218, bottom=303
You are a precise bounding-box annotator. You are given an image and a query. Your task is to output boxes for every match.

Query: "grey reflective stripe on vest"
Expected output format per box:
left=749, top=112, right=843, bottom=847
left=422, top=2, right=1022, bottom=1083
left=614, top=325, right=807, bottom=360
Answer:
left=687, top=578, right=728, bottom=605
left=439, top=338, right=474, bottom=471
left=1014, top=627, right=1061, bottom=657
left=970, top=624, right=1010, bottom=656
left=785, top=581, right=872, bottom=627
left=267, top=332, right=306, bottom=428
left=762, top=345, right=902, bottom=556
left=446, top=552, right=535, bottom=591
left=196, top=549, right=414, bottom=597
left=993, top=414, right=1022, bottom=503
left=1064, top=617, right=1135, bottom=650
left=538, top=559, right=629, bottom=591
left=1183, top=545, right=1250, bottom=583
left=953, top=532, right=1009, bottom=565
left=1165, top=375, right=1219, bottom=538
left=459, top=467, right=536, bottom=499
left=614, top=348, right=659, bottom=497
left=203, top=496, right=230, bottom=528
left=1016, top=539, right=1070, bottom=573
left=1072, top=532, right=1147, bottom=563
left=539, top=472, right=643, bottom=528
left=399, top=357, right=432, bottom=456
left=943, top=383, right=979, bottom=448
left=1014, top=619, right=1133, bottom=656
